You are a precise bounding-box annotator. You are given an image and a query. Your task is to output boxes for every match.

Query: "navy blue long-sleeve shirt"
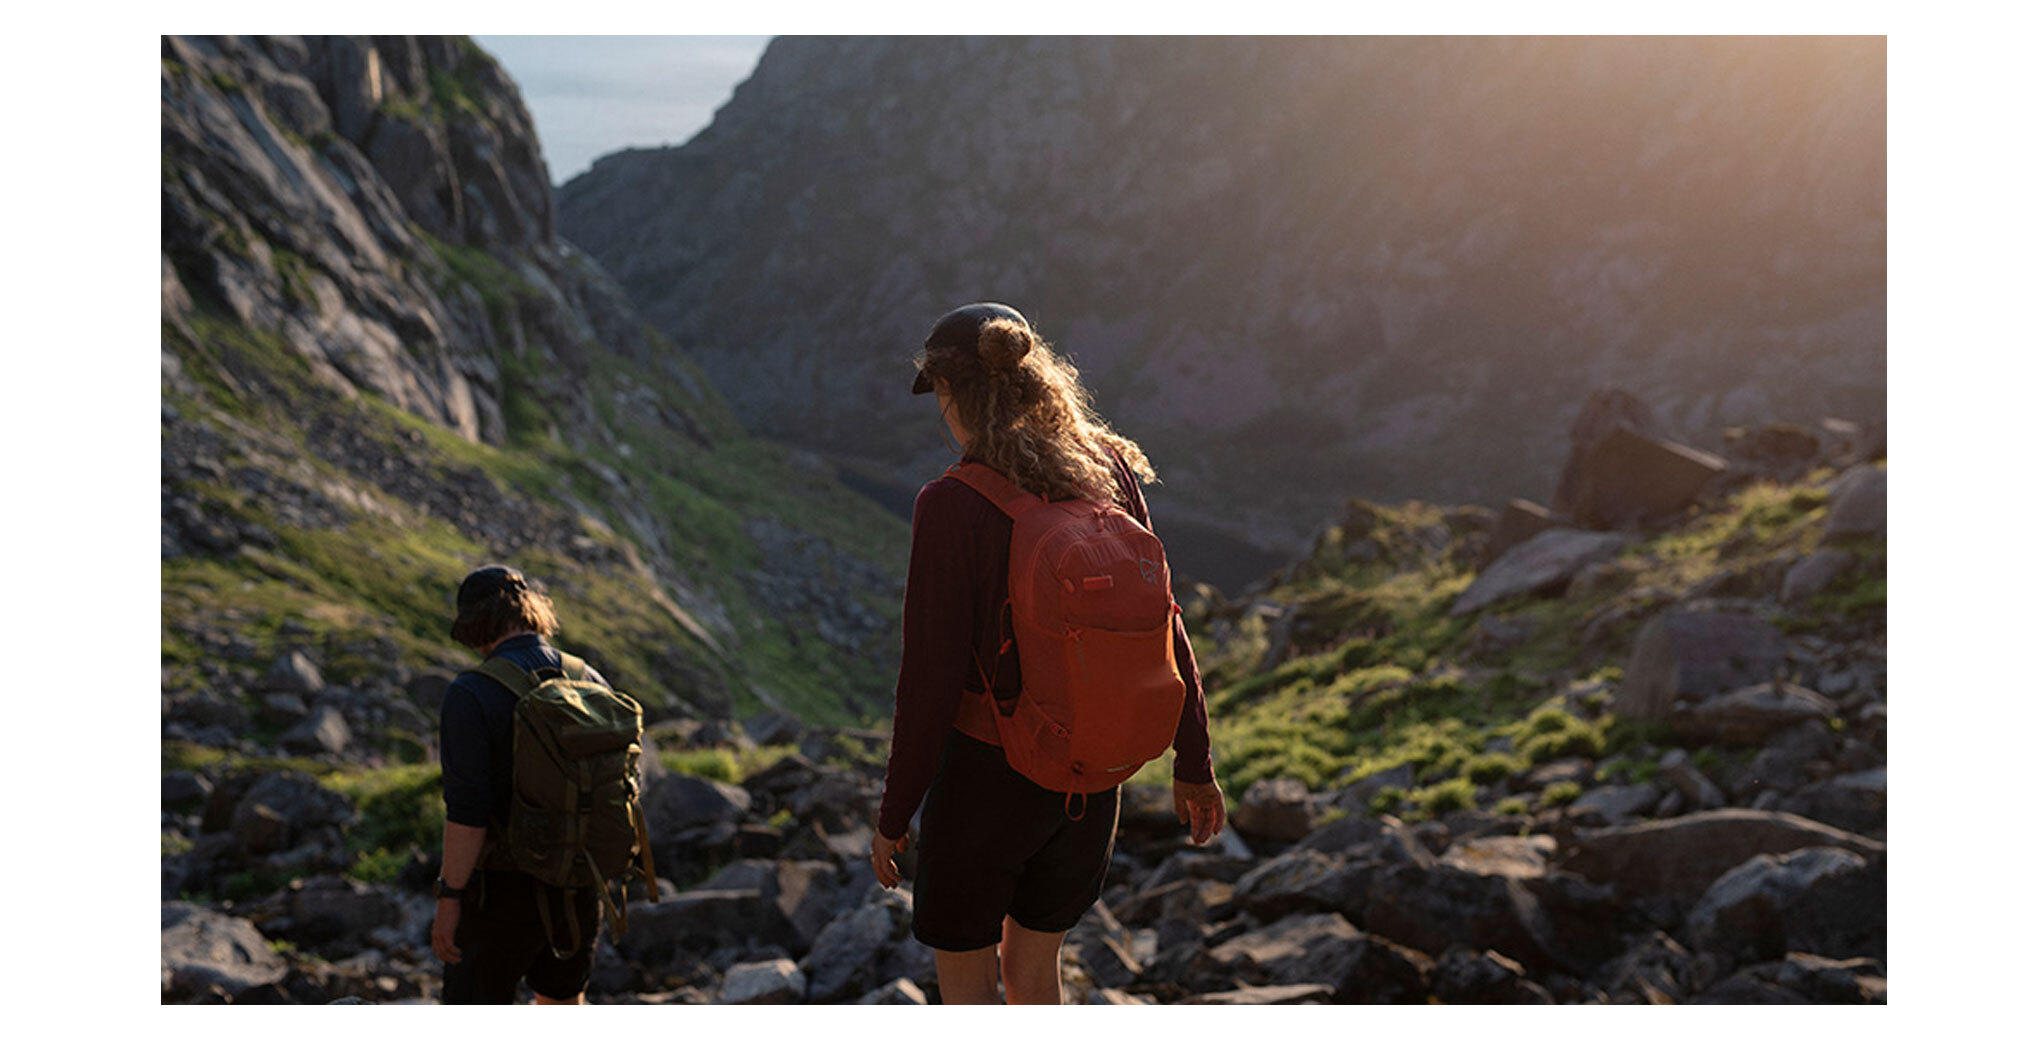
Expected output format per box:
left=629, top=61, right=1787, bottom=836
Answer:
left=438, top=634, right=610, bottom=829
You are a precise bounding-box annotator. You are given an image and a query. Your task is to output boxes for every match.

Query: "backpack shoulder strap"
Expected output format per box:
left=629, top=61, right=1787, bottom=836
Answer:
left=556, top=652, right=589, bottom=683
left=473, top=656, right=538, bottom=699
left=945, top=461, right=1049, bottom=520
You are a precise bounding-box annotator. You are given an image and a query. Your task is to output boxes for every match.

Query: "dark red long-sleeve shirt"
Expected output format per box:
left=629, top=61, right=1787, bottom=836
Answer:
left=876, top=448, right=1214, bottom=839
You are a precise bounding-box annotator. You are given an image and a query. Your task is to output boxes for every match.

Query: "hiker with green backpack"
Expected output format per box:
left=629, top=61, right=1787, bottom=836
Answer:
left=432, top=565, right=658, bottom=1004
left=871, top=303, right=1227, bottom=1004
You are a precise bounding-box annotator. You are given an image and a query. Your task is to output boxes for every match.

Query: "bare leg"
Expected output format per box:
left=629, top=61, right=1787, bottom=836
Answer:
left=534, top=991, right=586, bottom=1005
left=934, top=943, right=1003, bottom=1004
left=999, top=916, right=1065, bottom=1005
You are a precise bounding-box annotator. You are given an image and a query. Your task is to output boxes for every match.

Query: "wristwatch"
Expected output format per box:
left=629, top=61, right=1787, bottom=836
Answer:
left=435, top=877, right=467, bottom=899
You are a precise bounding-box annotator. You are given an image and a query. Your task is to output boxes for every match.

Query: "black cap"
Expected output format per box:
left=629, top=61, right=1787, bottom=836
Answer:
left=911, top=302, right=1030, bottom=394
left=456, top=564, right=527, bottom=612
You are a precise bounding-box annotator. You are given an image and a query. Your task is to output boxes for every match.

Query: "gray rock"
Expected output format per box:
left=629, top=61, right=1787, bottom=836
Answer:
left=1451, top=528, right=1631, bottom=616
left=258, top=691, right=310, bottom=727
left=615, top=889, right=763, bottom=969
left=801, top=888, right=913, bottom=1002
left=1656, top=751, right=1725, bottom=811
left=643, top=774, right=752, bottom=838
left=1687, top=846, right=1868, bottom=964
left=1230, top=777, right=1316, bottom=841
left=280, top=704, right=352, bottom=756
left=1551, top=423, right=1727, bottom=531
left=1821, top=465, right=1886, bottom=543
left=1360, top=863, right=1562, bottom=972
left=1694, top=953, right=1885, bottom=1004
left=1432, top=947, right=1554, bottom=1004
left=270, top=875, right=408, bottom=951
left=1558, top=808, right=1883, bottom=904
left=856, top=978, right=929, bottom=1004
left=1203, top=911, right=1362, bottom=986
left=1570, top=783, right=1662, bottom=826
left=1779, top=549, right=1856, bottom=604
left=1229, top=849, right=1338, bottom=918
left=260, top=650, right=325, bottom=695
left=1668, top=681, right=1837, bottom=747
left=163, top=771, right=215, bottom=810
left=162, top=902, right=288, bottom=1000
left=227, top=771, right=357, bottom=856
left=1438, top=835, right=1556, bottom=879
left=1778, top=767, right=1886, bottom=838
left=1182, top=983, right=1335, bottom=1004
left=1333, top=764, right=1415, bottom=812
left=719, top=958, right=806, bottom=1004
left=1615, top=611, right=1788, bottom=725
left=1086, top=987, right=1153, bottom=1004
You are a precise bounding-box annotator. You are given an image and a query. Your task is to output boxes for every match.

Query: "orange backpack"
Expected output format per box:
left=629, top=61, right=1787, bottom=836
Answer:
left=945, top=460, right=1187, bottom=802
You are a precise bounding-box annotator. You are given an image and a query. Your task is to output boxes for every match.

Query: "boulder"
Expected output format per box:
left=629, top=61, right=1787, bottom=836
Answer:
left=719, top=958, right=806, bottom=1004
left=1667, top=682, right=1837, bottom=747
left=1779, top=549, right=1856, bottom=605
left=280, top=704, right=352, bottom=756
left=1450, top=528, right=1630, bottom=616
left=260, top=651, right=325, bottom=695
left=1721, top=422, right=1824, bottom=480
left=1086, top=987, right=1153, bottom=1004
left=1182, top=983, right=1335, bottom=1004
left=1431, top=947, right=1554, bottom=1004
left=856, top=978, right=929, bottom=1004
left=162, top=902, right=289, bottom=1000
left=1476, top=498, right=1568, bottom=571
left=1778, top=768, right=1886, bottom=838
left=1614, top=611, right=1788, bottom=725
left=1569, top=783, right=1662, bottom=827
left=1288, top=811, right=1394, bottom=856
left=1821, top=465, right=1886, bottom=543
left=1686, top=846, right=1870, bottom=965
left=613, top=890, right=762, bottom=970
left=1228, top=849, right=1339, bottom=919
left=1202, top=912, right=1363, bottom=987
left=163, top=771, right=215, bottom=810
left=643, top=774, right=751, bottom=838
left=1594, top=930, right=1706, bottom=1003
left=801, top=888, right=913, bottom=1002
left=1656, top=751, right=1725, bottom=811
left=1558, top=809, right=1883, bottom=904
left=266, top=875, right=408, bottom=952
left=226, top=771, right=357, bottom=855
left=1439, top=835, right=1555, bottom=879
left=1693, top=953, right=1885, bottom=1004
left=695, top=859, right=850, bottom=952
left=1552, top=424, right=1727, bottom=531
left=1230, top=777, right=1316, bottom=841
left=1359, top=863, right=1563, bottom=972
left=1332, top=933, right=1435, bottom=1004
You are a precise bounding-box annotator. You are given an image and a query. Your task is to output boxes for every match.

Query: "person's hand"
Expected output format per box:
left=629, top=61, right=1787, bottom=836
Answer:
left=431, top=897, right=463, bottom=963
left=1174, top=778, right=1226, bottom=846
left=870, top=828, right=910, bottom=888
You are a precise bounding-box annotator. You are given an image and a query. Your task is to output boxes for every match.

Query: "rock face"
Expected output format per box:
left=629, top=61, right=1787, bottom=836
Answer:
left=558, top=36, right=1885, bottom=551
left=1550, top=425, right=1728, bottom=531
left=161, top=34, right=906, bottom=725
left=1559, top=809, right=1883, bottom=904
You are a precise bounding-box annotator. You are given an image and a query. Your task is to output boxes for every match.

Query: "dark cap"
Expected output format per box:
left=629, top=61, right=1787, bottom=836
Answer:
left=456, top=564, right=528, bottom=612
left=911, top=301, right=1030, bottom=394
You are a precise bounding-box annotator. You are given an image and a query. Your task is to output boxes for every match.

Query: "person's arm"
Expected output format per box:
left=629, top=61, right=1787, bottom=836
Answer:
left=434, top=680, right=493, bottom=962
left=875, top=480, right=980, bottom=842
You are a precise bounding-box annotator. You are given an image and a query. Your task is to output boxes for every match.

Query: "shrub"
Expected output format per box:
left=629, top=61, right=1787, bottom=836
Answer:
left=1369, top=787, right=1409, bottom=816
left=1413, top=778, right=1477, bottom=818
left=1465, top=752, right=1520, bottom=785
left=1539, top=781, right=1582, bottom=808
left=1493, top=797, right=1531, bottom=816
left=662, top=748, right=740, bottom=783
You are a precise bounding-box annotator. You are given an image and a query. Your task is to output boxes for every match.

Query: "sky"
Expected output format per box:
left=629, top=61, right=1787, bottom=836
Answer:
left=472, top=35, right=774, bottom=186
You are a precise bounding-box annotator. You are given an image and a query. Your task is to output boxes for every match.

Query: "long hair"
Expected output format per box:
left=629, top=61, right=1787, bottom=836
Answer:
left=915, top=317, right=1157, bottom=504
left=449, top=580, right=560, bottom=650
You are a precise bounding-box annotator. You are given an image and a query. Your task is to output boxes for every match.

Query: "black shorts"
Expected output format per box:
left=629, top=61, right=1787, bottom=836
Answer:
left=441, top=869, right=601, bottom=1003
left=911, top=730, right=1121, bottom=952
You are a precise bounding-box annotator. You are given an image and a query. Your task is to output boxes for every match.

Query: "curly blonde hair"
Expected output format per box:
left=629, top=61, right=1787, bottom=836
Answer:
left=915, top=316, right=1157, bottom=505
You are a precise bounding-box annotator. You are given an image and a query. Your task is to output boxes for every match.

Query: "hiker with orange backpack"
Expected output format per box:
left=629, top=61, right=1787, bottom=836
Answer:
left=432, top=565, right=657, bottom=1004
left=870, top=303, right=1226, bottom=1004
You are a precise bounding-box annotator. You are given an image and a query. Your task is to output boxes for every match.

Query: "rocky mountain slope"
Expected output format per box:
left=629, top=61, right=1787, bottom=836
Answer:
left=164, top=384, right=1886, bottom=1003
left=161, top=33, right=907, bottom=746
left=556, top=36, right=1885, bottom=576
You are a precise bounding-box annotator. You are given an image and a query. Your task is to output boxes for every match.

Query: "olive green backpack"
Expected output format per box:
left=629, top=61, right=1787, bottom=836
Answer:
left=472, top=653, right=659, bottom=957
